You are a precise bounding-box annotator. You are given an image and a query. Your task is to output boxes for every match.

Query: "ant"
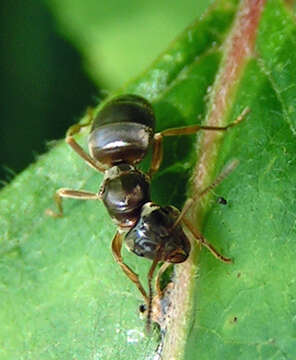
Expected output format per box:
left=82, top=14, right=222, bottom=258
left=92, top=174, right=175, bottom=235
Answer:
left=46, top=94, right=249, bottom=331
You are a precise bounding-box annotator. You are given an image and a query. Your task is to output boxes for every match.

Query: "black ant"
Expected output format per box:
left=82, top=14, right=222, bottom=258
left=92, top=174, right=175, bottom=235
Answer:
left=46, top=94, right=249, bottom=331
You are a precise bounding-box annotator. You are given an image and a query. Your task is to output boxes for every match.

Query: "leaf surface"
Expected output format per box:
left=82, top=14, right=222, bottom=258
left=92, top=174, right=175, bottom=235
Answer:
left=1, top=1, right=296, bottom=359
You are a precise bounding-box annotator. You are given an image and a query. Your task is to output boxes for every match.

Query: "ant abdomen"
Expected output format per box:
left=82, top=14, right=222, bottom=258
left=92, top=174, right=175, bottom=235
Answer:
left=100, top=164, right=151, bottom=227
left=88, top=94, right=155, bottom=167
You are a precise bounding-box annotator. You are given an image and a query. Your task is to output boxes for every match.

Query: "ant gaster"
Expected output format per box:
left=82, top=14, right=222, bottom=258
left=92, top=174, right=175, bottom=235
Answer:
left=47, top=94, right=249, bottom=331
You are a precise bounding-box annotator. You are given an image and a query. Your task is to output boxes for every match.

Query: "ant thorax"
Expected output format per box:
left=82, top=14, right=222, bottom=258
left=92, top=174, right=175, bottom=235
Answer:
left=99, top=164, right=151, bottom=228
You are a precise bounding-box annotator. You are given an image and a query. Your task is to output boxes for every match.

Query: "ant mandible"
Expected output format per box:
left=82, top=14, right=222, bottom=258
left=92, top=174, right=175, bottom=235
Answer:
left=47, top=94, right=249, bottom=330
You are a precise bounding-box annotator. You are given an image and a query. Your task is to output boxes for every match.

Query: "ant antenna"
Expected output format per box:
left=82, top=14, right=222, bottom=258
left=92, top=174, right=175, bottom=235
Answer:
left=172, top=159, right=239, bottom=229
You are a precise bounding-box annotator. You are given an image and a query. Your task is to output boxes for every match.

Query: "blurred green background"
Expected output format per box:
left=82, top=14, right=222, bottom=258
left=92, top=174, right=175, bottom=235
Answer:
left=0, top=0, right=213, bottom=186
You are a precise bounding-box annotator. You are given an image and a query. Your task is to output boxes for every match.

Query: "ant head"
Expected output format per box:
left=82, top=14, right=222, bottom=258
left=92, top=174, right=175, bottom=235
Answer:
left=124, top=202, right=191, bottom=264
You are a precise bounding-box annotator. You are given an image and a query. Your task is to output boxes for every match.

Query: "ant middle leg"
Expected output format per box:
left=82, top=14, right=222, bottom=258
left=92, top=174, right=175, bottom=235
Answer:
left=148, top=107, right=249, bottom=177
left=46, top=188, right=99, bottom=217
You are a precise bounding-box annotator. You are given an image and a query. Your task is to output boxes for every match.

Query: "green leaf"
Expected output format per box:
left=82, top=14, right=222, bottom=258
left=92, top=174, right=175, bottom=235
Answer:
left=1, top=0, right=296, bottom=359
left=45, top=0, right=215, bottom=88
left=183, top=1, right=296, bottom=358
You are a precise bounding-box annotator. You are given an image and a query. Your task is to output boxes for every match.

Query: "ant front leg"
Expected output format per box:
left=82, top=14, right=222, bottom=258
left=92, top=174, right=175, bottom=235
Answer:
left=46, top=189, right=99, bottom=217
left=148, top=108, right=249, bottom=177
left=66, top=107, right=105, bottom=173
left=182, top=217, right=232, bottom=263
left=155, top=262, right=171, bottom=299
left=111, top=231, right=148, bottom=304
left=170, top=160, right=240, bottom=263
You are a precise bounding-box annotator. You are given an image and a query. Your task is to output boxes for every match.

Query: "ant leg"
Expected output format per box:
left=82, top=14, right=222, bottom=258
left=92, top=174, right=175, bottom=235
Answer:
left=111, top=231, right=148, bottom=303
left=138, top=262, right=170, bottom=324
left=66, top=108, right=105, bottom=173
left=149, top=133, right=163, bottom=178
left=182, top=217, right=232, bottom=263
left=155, top=262, right=170, bottom=298
left=149, top=108, right=249, bottom=177
left=46, top=188, right=99, bottom=217
left=146, top=251, right=162, bottom=333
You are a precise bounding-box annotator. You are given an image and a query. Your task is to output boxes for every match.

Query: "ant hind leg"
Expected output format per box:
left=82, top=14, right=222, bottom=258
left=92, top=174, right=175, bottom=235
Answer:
left=148, top=107, right=249, bottom=178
